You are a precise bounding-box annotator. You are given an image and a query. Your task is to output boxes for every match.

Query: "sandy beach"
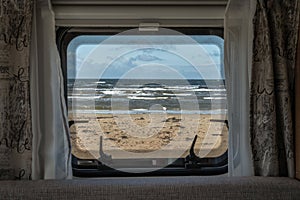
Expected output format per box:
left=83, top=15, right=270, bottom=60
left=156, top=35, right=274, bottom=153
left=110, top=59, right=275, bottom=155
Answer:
left=69, top=113, right=228, bottom=160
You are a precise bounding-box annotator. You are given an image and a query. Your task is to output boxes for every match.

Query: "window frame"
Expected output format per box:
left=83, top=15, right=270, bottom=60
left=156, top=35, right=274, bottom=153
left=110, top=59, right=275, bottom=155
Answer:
left=57, top=27, right=228, bottom=177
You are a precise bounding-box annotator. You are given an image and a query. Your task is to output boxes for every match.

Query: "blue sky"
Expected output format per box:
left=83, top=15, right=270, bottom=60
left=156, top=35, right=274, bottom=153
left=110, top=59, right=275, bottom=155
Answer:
left=68, top=35, right=224, bottom=80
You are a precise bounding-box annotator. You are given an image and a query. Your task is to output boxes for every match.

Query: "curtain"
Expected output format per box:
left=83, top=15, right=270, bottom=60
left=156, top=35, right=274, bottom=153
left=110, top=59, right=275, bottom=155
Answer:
left=0, top=0, right=33, bottom=180
left=224, top=0, right=256, bottom=176
left=0, top=0, right=71, bottom=180
left=30, top=0, right=72, bottom=179
left=296, top=15, right=300, bottom=180
left=250, top=0, right=300, bottom=177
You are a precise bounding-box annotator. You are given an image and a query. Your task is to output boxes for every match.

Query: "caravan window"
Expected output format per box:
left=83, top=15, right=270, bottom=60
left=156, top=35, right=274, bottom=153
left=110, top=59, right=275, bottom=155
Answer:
left=59, top=28, right=228, bottom=176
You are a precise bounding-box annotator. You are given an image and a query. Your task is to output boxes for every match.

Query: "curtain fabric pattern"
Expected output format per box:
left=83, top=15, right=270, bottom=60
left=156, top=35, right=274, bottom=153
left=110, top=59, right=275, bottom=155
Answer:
left=250, top=0, right=300, bottom=177
left=296, top=16, right=300, bottom=180
left=0, top=0, right=33, bottom=180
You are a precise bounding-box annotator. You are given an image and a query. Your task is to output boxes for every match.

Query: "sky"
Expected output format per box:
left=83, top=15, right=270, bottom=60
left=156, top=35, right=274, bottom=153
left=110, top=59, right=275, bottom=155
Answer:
left=67, top=35, right=224, bottom=80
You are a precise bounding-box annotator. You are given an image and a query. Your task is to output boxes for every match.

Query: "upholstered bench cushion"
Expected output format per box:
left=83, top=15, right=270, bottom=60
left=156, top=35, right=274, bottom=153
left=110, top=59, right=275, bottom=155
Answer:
left=0, top=176, right=299, bottom=200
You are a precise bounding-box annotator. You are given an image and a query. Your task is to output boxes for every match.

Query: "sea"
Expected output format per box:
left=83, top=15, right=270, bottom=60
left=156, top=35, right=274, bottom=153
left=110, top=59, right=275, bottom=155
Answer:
left=67, top=79, right=227, bottom=115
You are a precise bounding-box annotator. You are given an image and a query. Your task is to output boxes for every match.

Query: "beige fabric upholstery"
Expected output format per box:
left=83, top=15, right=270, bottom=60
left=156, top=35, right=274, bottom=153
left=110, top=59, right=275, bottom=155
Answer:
left=0, top=177, right=299, bottom=200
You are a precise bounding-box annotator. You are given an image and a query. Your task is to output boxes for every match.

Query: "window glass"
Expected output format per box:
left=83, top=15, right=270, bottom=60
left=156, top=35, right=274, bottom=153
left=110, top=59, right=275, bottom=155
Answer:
left=67, top=29, right=227, bottom=172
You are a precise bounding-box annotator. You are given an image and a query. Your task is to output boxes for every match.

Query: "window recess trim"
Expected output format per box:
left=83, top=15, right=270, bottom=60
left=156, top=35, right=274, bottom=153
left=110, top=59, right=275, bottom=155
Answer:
left=52, top=0, right=228, bottom=6
left=53, top=5, right=226, bottom=27
left=57, top=27, right=228, bottom=177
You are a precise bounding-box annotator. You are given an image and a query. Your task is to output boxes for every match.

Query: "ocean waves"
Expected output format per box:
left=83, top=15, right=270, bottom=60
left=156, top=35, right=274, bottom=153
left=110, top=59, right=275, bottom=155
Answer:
left=68, top=79, right=227, bottom=114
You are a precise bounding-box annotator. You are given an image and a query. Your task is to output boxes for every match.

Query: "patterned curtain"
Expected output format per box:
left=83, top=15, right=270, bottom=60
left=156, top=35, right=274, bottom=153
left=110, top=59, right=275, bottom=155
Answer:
left=0, top=0, right=33, bottom=179
left=250, top=0, right=300, bottom=177
left=296, top=12, right=300, bottom=180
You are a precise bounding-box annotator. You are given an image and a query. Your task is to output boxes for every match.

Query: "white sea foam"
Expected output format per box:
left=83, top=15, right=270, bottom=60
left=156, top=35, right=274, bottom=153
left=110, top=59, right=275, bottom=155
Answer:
left=203, top=97, right=227, bottom=100
left=69, top=109, right=227, bottom=115
left=68, top=96, right=103, bottom=99
left=127, top=96, right=169, bottom=100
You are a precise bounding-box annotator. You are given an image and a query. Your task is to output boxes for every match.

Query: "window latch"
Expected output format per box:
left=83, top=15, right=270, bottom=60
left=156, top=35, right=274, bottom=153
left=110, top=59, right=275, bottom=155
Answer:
left=98, top=136, right=112, bottom=164
left=185, top=135, right=206, bottom=169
